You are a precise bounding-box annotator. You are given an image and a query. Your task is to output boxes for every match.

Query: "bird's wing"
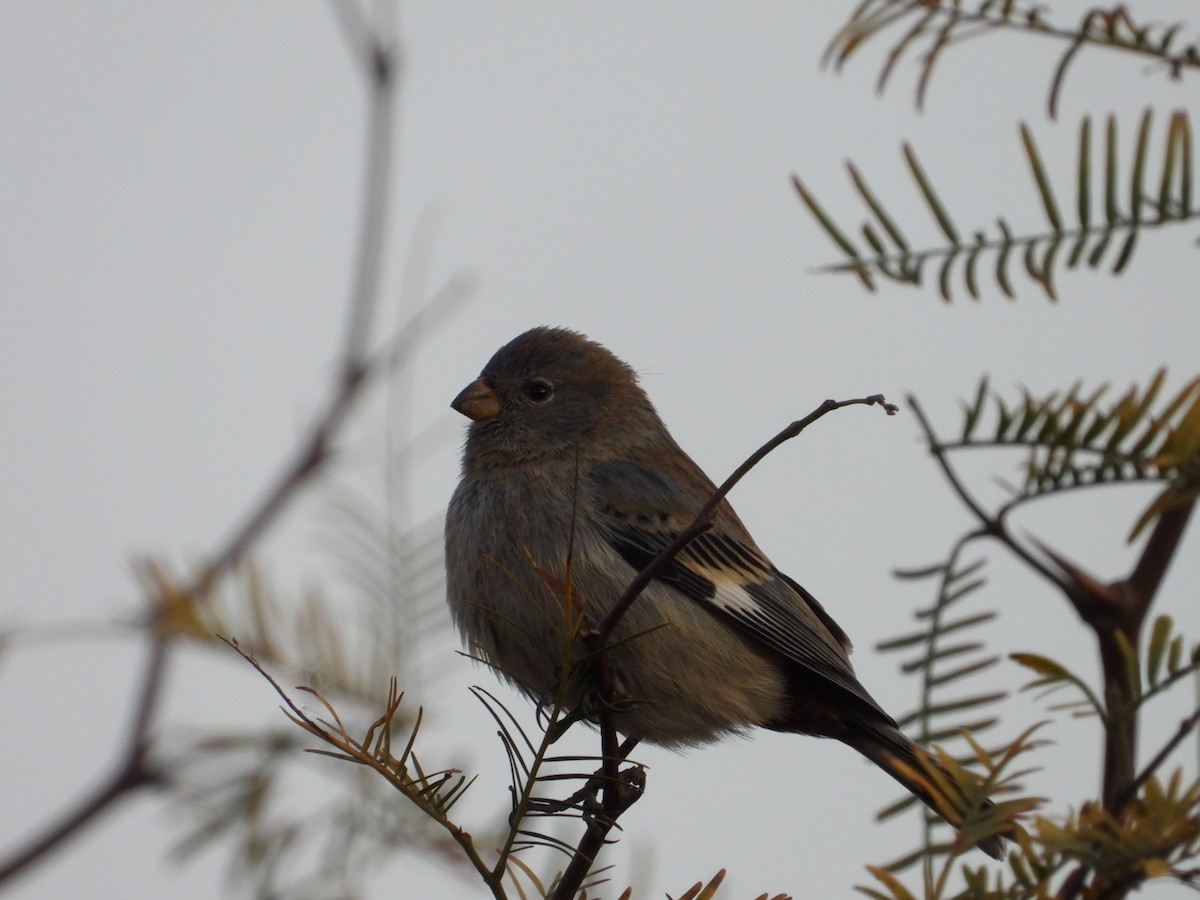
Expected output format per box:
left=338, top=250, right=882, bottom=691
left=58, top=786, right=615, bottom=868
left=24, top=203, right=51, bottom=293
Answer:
left=588, top=458, right=884, bottom=715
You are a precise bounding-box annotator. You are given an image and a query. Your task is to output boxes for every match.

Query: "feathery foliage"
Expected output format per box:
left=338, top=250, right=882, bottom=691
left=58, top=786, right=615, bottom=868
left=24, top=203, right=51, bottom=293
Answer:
left=793, top=110, right=1197, bottom=301
left=138, top=560, right=471, bottom=898
left=825, top=1, right=1200, bottom=117
left=224, top=644, right=500, bottom=889
left=952, top=370, right=1200, bottom=538
left=867, top=371, right=1200, bottom=898
left=876, top=556, right=1006, bottom=831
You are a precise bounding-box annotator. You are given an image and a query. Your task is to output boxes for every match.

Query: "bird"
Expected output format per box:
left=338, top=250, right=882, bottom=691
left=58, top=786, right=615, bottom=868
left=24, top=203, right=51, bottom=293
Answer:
left=444, top=326, right=1004, bottom=858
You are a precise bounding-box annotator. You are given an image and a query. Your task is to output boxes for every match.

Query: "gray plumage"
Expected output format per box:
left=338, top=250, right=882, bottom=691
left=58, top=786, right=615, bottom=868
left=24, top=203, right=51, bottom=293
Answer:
left=445, top=326, right=1004, bottom=857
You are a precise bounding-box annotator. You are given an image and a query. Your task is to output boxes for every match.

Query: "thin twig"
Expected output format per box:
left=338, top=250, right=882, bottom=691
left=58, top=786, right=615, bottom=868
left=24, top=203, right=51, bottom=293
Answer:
left=907, top=395, right=1074, bottom=597
left=0, top=631, right=169, bottom=885
left=327, top=0, right=397, bottom=376
left=187, top=8, right=397, bottom=604
left=225, top=638, right=503, bottom=896
left=596, top=394, right=897, bottom=646
left=1112, top=706, right=1200, bottom=812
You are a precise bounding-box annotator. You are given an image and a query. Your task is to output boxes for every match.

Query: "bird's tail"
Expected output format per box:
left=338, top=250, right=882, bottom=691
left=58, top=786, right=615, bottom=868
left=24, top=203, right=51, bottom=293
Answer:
left=848, top=726, right=1008, bottom=860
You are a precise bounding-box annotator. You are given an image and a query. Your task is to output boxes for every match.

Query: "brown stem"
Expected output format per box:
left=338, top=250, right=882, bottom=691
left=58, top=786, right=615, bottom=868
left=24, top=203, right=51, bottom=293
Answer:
left=1054, top=864, right=1088, bottom=900
left=913, top=390, right=1196, bottom=817
left=1124, top=501, right=1195, bottom=617
left=548, top=629, right=643, bottom=900
left=1096, top=626, right=1140, bottom=812
left=0, top=633, right=168, bottom=885
left=907, top=395, right=1075, bottom=596
left=327, top=0, right=396, bottom=374
left=1113, top=707, right=1200, bottom=812
left=1096, top=500, right=1194, bottom=812
left=551, top=739, right=644, bottom=900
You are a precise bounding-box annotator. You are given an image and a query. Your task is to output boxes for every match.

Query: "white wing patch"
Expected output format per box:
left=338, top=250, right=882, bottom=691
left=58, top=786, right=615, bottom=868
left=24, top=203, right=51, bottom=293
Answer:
left=708, top=578, right=767, bottom=617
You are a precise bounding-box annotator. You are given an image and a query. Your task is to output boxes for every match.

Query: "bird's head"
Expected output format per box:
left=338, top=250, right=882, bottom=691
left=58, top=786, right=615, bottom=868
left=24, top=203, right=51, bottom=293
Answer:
left=452, top=327, right=660, bottom=471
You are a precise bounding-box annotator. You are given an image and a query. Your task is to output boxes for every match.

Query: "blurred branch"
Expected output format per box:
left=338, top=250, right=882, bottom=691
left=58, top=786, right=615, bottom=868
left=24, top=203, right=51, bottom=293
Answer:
left=1124, top=501, right=1195, bottom=610
left=1113, top=706, right=1200, bottom=811
left=0, top=8, right=400, bottom=889
left=0, top=632, right=168, bottom=884
left=188, top=5, right=399, bottom=605
left=328, top=0, right=397, bottom=375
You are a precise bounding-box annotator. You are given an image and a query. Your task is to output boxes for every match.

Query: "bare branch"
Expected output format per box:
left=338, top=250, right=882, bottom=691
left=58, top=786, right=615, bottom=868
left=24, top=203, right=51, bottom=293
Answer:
left=1122, top=501, right=1196, bottom=616
left=0, top=10, right=401, bottom=888
left=1112, top=706, right=1200, bottom=812
left=0, top=632, right=169, bottom=885
left=907, top=395, right=1073, bottom=595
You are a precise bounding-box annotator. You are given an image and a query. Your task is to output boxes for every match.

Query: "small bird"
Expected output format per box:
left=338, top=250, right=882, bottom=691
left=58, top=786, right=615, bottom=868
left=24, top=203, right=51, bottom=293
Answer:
left=445, top=326, right=1002, bottom=857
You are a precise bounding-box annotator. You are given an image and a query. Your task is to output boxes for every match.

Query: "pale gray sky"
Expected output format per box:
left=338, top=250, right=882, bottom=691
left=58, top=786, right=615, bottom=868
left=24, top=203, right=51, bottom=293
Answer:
left=2, top=3, right=1197, bottom=898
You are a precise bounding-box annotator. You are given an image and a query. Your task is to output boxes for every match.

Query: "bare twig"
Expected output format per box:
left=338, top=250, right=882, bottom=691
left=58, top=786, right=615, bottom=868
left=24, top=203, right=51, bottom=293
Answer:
left=0, top=10, right=399, bottom=889
left=1112, top=707, right=1200, bottom=813
left=327, top=0, right=397, bottom=375
left=223, top=638, right=502, bottom=895
left=0, top=631, right=169, bottom=884
left=596, top=394, right=898, bottom=646
left=187, top=7, right=398, bottom=604
left=908, top=395, right=1073, bottom=595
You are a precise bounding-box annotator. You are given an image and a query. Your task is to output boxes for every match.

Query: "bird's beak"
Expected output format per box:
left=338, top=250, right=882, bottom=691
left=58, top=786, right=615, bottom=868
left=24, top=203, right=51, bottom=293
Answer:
left=452, top=378, right=501, bottom=421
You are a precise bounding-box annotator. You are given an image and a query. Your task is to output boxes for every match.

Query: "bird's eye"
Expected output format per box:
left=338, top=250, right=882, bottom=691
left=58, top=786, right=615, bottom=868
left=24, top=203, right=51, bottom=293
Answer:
left=524, top=378, right=554, bottom=403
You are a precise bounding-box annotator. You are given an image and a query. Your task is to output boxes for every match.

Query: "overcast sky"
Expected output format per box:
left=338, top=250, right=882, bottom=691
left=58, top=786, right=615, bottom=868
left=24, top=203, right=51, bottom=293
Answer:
left=2, top=3, right=1198, bottom=898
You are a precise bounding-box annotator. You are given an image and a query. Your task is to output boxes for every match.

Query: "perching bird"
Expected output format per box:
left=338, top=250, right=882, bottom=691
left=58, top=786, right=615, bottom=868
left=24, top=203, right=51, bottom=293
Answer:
left=445, top=326, right=1003, bottom=858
